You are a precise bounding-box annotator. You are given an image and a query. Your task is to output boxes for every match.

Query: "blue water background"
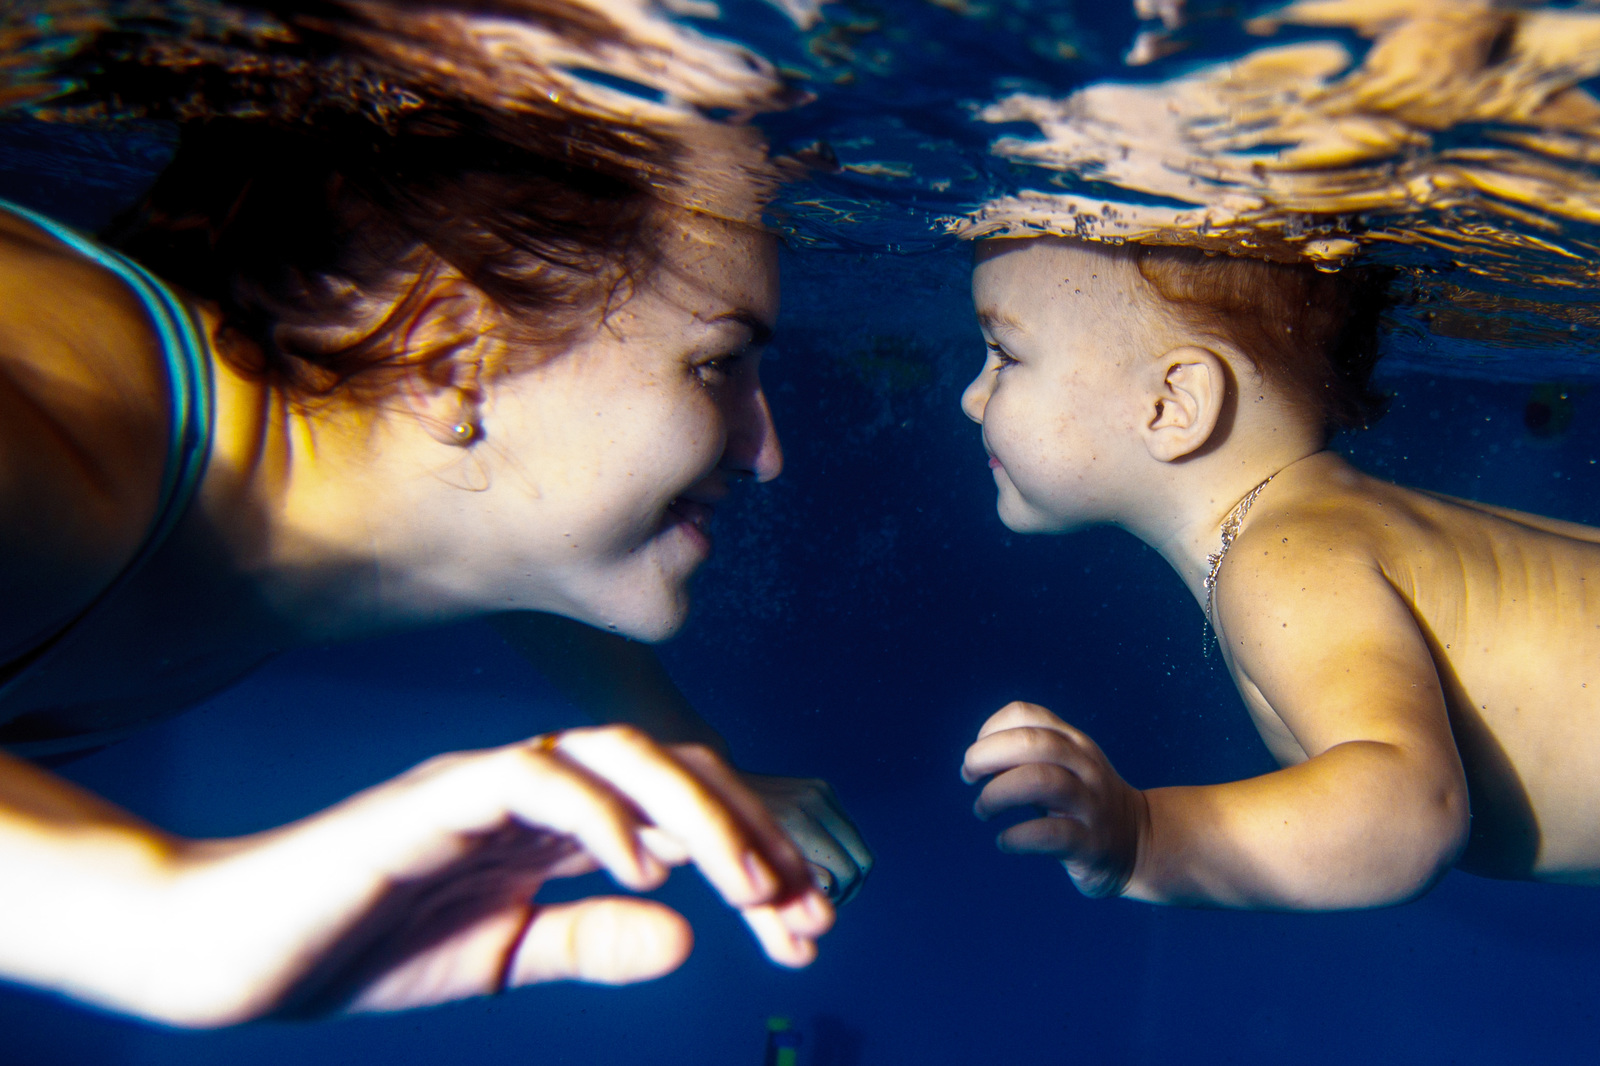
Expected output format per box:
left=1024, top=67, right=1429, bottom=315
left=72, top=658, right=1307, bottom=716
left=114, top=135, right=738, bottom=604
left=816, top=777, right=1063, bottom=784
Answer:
left=8, top=25, right=1600, bottom=1061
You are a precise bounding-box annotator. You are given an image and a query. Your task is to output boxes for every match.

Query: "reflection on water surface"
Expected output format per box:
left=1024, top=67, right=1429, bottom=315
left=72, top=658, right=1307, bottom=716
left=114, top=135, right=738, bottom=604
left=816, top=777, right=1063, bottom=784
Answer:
left=10, top=3, right=1600, bottom=370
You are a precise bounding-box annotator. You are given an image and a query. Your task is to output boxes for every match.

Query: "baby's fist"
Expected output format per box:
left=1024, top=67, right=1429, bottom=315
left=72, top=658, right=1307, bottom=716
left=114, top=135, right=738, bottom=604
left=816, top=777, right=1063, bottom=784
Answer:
left=961, top=701, right=1147, bottom=899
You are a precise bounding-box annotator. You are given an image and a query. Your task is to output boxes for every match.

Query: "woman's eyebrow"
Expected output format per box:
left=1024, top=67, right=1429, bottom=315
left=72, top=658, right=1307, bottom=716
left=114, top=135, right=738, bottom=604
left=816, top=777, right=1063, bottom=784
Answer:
left=708, top=308, right=775, bottom=346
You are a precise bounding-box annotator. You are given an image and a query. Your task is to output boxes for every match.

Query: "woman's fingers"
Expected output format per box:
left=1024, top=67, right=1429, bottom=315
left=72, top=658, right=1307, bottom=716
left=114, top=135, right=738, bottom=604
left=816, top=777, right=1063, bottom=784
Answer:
left=618, top=761, right=839, bottom=957
left=662, top=752, right=835, bottom=949
left=781, top=800, right=865, bottom=906
left=551, top=727, right=831, bottom=954
left=352, top=744, right=662, bottom=894
left=549, top=728, right=779, bottom=906
left=475, top=745, right=668, bottom=892
left=739, top=903, right=819, bottom=969
left=509, top=898, right=693, bottom=987
left=973, top=763, right=1086, bottom=821
left=670, top=748, right=815, bottom=895
left=637, top=825, right=691, bottom=866
left=521, top=734, right=831, bottom=968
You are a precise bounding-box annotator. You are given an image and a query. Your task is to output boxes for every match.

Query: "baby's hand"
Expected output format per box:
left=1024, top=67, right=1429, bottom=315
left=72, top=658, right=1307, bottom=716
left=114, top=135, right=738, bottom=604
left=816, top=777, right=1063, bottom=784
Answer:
left=961, top=702, right=1148, bottom=899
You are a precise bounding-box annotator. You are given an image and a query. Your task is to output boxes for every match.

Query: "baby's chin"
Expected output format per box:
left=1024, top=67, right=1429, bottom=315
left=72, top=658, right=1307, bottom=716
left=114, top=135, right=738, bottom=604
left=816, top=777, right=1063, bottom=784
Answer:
left=997, top=495, right=1074, bottom=536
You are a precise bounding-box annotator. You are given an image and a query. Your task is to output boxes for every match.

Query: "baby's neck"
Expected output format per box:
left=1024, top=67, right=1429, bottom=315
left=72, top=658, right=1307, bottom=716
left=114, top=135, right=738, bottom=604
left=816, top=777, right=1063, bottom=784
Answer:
left=1120, top=440, right=1328, bottom=612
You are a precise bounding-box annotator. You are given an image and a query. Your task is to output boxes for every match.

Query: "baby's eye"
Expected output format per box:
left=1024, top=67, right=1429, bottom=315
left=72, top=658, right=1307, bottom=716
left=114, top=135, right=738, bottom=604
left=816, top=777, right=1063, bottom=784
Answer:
left=987, top=342, right=1018, bottom=371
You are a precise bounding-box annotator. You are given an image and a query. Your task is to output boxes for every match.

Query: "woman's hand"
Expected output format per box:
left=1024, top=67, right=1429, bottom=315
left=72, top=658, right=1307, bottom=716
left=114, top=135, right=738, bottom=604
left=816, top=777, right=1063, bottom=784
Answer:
left=738, top=774, right=873, bottom=905
left=3, top=727, right=830, bottom=1027
left=491, top=613, right=874, bottom=905
left=960, top=702, right=1149, bottom=900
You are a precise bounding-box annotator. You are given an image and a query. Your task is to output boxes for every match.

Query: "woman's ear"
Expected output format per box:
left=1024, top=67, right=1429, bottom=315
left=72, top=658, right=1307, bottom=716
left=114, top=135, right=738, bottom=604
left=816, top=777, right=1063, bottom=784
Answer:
left=1138, top=346, right=1226, bottom=462
left=395, top=277, right=492, bottom=447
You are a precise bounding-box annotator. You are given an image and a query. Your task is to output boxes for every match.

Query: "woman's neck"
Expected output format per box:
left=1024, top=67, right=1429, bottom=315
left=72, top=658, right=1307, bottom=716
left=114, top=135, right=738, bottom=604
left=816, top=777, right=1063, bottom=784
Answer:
left=193, top=314, right=397, bottom=644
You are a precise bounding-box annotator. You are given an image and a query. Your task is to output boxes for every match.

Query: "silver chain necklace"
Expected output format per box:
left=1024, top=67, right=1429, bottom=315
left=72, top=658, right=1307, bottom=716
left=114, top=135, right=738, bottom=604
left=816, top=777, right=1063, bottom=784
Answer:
left=1202, top=472, right=1277, bottom=643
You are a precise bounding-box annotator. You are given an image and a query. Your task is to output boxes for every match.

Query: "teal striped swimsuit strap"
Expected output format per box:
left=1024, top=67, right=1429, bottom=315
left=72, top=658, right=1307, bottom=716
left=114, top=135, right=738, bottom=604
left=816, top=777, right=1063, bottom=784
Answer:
left=0, top=199, right=215, bottom=556
left=0, top=200, right=216, bottom=693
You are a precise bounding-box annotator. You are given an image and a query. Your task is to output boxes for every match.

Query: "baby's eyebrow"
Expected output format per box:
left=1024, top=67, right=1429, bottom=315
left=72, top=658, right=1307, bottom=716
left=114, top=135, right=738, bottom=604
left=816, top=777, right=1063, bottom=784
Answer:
left=976, top=308, right=1026, bottom=336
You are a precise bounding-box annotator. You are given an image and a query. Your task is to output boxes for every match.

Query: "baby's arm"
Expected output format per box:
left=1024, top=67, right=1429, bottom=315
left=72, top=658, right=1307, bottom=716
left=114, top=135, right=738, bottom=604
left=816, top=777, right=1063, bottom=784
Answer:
left=964, top=533, right=1469, bottom=909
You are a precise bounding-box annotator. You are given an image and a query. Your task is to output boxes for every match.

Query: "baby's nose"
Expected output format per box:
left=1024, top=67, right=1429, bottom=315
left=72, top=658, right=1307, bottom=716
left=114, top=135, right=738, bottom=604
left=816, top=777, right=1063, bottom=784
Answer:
left=960, top=373, right=990, bottom=424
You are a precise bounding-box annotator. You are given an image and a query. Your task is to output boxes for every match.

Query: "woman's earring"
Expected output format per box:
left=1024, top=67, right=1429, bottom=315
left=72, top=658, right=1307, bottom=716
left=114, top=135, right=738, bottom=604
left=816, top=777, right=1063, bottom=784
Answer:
left=449, top=420, right=480, bottom=446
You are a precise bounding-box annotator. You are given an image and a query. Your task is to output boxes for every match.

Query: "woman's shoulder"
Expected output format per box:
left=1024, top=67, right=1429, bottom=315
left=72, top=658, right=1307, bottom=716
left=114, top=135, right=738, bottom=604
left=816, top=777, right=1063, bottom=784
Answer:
left=0, top=212, right=172, bottom=661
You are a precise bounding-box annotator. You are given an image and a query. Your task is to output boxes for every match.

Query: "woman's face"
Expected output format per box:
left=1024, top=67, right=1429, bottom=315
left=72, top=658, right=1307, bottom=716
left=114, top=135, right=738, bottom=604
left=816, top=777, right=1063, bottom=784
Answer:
left=408, top=209, right=781, bottom=640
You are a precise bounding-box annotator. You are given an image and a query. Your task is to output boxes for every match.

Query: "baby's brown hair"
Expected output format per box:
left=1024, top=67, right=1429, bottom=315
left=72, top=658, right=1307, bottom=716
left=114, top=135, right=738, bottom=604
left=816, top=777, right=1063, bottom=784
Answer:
left=1132, top=246, right=1391, bottom=432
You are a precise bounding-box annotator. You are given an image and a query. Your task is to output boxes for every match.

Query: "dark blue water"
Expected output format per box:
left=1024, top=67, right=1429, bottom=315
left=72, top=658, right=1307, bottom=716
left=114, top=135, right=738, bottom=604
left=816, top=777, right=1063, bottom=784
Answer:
left=8, top=8, right=1600, bottom=1058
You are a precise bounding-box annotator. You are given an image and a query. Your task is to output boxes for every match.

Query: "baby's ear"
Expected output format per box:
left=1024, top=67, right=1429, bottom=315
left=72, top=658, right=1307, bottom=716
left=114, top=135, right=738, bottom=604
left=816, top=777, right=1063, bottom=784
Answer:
left=1138, top=346, right=1225, bottom=462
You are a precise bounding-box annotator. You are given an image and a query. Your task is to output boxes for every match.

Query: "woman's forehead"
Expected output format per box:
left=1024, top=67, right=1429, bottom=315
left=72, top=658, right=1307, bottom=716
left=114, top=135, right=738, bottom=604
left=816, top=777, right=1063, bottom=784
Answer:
left=649, top=211, right=779, bottom=315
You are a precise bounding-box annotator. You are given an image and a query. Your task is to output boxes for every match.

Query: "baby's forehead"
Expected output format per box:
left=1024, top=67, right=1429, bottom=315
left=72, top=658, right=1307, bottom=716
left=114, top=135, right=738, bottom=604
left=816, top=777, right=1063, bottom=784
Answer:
left=973, top=237, right=1165, bottom=335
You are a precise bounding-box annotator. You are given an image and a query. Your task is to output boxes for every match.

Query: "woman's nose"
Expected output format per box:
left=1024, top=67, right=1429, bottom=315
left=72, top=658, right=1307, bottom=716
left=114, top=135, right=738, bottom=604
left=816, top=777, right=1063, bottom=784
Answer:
left=727, top=384, right=784, bottom=482
left=961, top=371, right=991, bottom=424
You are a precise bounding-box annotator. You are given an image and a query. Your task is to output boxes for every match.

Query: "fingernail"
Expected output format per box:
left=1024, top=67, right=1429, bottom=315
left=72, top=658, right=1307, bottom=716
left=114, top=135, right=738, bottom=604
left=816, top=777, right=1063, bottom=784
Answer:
left=802, top=891, right=831, bottom=924
left=743, top=852, right=778, bottom=898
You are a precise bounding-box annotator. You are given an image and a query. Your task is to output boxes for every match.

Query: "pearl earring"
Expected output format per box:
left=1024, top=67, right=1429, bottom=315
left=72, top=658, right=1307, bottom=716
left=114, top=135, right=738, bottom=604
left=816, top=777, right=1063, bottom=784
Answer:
left=449, top=420, right=479, bottom=445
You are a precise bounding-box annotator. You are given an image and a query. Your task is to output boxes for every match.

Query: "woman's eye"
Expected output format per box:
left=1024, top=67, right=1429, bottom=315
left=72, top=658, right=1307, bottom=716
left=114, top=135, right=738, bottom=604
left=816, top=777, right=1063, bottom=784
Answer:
left=694, top=353, right=740, bottom=386
left=987, top=342, right=1018, bottom=371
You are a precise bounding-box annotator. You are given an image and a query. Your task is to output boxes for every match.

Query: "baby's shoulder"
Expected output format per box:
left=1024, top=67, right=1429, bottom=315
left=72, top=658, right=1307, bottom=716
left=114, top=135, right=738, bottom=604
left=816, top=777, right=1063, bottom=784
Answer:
left=1231, top=491, right=1393, bottom=573
left=1213, top=482, right=1401, bottom=630
left=1240, top=457, right=1436, bottom=559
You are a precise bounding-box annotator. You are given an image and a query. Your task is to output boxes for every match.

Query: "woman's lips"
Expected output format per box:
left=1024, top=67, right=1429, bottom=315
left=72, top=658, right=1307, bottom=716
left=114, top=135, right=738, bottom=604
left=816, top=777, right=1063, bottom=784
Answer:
left=988, top=456, right=1003, bottom=470
left=665, top=498, right=714, bottom=552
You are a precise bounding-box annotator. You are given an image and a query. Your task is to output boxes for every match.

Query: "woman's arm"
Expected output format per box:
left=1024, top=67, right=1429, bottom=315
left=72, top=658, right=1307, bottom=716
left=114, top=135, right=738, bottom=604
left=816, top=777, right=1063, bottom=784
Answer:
left=492, top=612, right=875, bottom=903
left=0, top=728, right=830, bottom=1027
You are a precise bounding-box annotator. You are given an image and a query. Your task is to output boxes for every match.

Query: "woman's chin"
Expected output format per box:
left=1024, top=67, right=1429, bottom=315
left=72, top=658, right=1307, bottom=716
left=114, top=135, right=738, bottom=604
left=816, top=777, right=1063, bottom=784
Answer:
left=571, top=582, right=693, bottom=643
left=609, top=602, right=690, bottom=643
left=531, top=536, right=702, bottom=640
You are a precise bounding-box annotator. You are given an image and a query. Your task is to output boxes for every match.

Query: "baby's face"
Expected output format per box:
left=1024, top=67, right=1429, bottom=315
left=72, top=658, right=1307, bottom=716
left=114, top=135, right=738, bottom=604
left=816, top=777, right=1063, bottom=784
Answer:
left=962, top=238, right=1159, bottom=533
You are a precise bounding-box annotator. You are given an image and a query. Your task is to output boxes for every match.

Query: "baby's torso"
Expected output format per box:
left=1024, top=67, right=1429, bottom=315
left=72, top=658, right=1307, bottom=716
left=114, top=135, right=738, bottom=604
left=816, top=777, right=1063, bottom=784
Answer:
left=1380, top=489, right=1600, bottom=881
left=1229, top=460, right=1600, bottom=882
